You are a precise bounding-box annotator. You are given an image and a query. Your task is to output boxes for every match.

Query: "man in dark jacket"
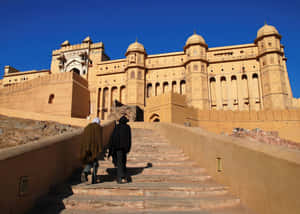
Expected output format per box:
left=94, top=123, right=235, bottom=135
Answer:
left=110, top=116, right=131, bottom=184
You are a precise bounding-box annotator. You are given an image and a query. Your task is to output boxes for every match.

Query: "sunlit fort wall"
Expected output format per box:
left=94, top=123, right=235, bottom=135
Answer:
left=0, top=24, right=300, bottom=137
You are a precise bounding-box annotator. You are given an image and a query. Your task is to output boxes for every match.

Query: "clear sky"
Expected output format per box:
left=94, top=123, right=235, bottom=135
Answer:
left=0, top=0, right=299, bottom=97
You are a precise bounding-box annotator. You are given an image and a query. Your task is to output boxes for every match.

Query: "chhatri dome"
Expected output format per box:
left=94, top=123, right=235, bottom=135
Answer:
left=257, top=23, right=280, bottom=38
left=185, top=31, right=206, bottom=47
left=126, top=40, right=146, bottom=55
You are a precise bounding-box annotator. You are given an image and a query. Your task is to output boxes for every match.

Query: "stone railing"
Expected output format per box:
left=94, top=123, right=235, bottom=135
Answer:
left=0, top=120, right=115, bottom=214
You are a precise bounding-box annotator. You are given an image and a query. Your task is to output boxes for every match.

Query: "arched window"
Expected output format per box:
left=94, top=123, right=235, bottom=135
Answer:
left=150, top=113, right=160, bottom=122
left=102, top=88, right=109, bottom=119
left=137, top=71, right=142, bottom=80
left=120, top=86, right=126, bottom=104
left=201, top=65, right=204, bottom=72
left=155, top=83, right=160, bottom=96
left=209, top=77, right=216, bottom=108
left=193, top=65, right=198, bottom=71
left=241, top=74, right=249, bottom=109
left=130, top=71, right=135, bottom=79
left=48, top=94, right=55, bottom=104
left=147, top=83, right=152, bottom=97
left=231, top=76, right=238, bottom=108
left=71, top=68, right=80, bottom=75
left=252, top=73, right=260, bottom=110
left=163, top=82, right=169, bottom=94
left=220, top=77, right=227, bottom=107
left=111, top=87, right=118, bottom=107
left=180, top=80, right=186, bottom=95
left=172, top=81, right=177, bottom=93
left=220, top=76, right=226, bottom=82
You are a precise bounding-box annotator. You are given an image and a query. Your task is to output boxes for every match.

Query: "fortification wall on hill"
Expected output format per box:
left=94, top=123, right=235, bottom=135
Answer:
left=0, top=72, right=90, bottom=118
left=145, top=93, right=300, bottom=142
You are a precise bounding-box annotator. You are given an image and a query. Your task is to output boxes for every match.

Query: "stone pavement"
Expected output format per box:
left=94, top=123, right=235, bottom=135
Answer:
left=29, top=128, right=255, bottom=214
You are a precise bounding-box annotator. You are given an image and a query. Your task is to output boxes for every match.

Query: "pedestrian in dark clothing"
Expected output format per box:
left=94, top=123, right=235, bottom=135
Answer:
left=109, top=116, right=131, bottom=184
left=80, top=117, right=102, bottom=184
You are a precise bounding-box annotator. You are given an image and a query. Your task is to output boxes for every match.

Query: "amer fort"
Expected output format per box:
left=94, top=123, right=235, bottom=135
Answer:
left=1, top=24, right=300, bottom=214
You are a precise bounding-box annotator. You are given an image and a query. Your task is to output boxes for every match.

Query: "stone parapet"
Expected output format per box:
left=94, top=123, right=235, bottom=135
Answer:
left=151, top=122, right=300, bottom=214
left=0, top=119, right=114, bottom=214
left=52, top=42, right=104, bottom=55
left=0, top=72, right=73, bottom=95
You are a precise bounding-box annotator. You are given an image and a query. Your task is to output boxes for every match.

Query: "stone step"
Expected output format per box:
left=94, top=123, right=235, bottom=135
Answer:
left=130, top=148, right=183, bottom=154
left=127, top=156, right=190, bottom=162
left=59, top=207, right=254, bottom=214
left=131, top=141, right=170, bottom=146
left=72, top=183, right=226, bottom=198
left=74, top=182, right=227, bottom=192
left=99, top=160, right=197, bottom=167
left=127, top=152, right=187, bottom=158
left=62, top=194, right=241, bottom=211
left=87, top=173, right=212, bottom=185
left=97, top=166, right=207, bottom=176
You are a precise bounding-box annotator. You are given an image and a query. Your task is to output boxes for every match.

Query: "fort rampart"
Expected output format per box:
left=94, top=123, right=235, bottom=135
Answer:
left=0, top=72, right=90, bottom=118
left=145, top=93, right=300, bottom=142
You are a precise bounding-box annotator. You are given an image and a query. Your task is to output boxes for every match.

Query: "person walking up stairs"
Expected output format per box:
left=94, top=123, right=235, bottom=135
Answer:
left=29, top=127, right=255, bottom=214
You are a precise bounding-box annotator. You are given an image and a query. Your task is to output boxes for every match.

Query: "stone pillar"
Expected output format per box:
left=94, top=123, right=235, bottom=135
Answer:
left=215, top=77, right=222, bottom=110
left=227, top=75, right=233, bottom=110
left=237, top=74, right=243, bottom=111
left=108, top=87, right=112, bottom=115
left=90, top=88, right=97, bottom=119
left=99, top=88, right=104, bottom=119
left=118, top=86, right=121, bottom=102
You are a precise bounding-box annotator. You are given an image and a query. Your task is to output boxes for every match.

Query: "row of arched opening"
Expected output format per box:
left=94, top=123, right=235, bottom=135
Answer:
left=98, top=86, right=126, bottom=119
left=146, top=80, right=186, bottom=97
left=209, top=73, right=261, bottom=110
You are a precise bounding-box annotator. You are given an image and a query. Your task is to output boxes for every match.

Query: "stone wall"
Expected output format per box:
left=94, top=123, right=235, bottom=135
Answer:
left=0, top=120, right=115, bottom=214
left=0, top=72, right=90, bottom=118
left=131, top=122, right=300, bottom=214
left=144, top=93, right=300, bottom=142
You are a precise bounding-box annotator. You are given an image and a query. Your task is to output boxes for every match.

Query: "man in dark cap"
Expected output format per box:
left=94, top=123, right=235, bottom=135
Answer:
left=109, top=115, right=131, bottom=184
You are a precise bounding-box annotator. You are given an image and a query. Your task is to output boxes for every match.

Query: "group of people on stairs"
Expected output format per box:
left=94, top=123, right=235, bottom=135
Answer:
left=80, top=115, right=132, bottom=184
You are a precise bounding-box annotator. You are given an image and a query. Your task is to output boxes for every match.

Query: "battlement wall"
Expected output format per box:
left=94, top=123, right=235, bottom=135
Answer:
left=145, top=93, right=300, bottom=142
left=52, top=42, right=104, bottom=55
left=0, top=72, right=89, bottom=118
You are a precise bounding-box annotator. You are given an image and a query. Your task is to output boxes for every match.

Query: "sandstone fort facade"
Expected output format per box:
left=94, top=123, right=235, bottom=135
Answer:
left=1, top=24, right=299, bottom=123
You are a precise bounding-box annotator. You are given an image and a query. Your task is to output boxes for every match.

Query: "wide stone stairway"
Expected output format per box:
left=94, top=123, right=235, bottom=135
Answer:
left=30, top=128, right=254, bottom=214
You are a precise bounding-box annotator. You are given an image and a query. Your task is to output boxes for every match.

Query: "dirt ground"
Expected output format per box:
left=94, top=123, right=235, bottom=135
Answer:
left=230, top=128, right=300, bottom=151
left=0, top=114, right=82, bottom=150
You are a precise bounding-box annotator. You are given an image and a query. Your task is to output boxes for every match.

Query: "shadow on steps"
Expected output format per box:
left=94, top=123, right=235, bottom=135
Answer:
left=102, top=163, right=152, bottom=183
left=26, top=163, right=152, bottom=213
left=25, top=168, right=82, bottom=214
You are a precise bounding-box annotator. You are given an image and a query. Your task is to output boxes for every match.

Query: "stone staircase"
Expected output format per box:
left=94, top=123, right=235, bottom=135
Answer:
left=29, top=128, right=255, bottom=214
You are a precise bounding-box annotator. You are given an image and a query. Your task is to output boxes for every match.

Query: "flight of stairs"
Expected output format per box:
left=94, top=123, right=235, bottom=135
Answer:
left=29, top=128, right=254, bottom=214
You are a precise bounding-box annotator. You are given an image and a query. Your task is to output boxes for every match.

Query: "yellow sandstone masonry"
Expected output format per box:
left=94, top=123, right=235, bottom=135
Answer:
left=0, top=24, right=299, bottom=140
